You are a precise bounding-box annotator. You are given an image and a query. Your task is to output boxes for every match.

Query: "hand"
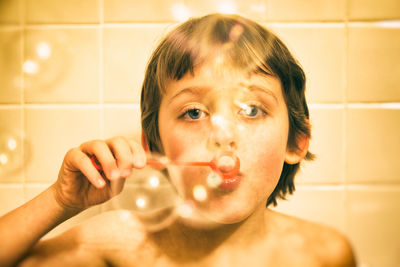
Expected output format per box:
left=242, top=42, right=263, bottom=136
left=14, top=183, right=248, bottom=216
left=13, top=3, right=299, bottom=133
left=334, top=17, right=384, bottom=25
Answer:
left=51, top=137, right=146, bottom=213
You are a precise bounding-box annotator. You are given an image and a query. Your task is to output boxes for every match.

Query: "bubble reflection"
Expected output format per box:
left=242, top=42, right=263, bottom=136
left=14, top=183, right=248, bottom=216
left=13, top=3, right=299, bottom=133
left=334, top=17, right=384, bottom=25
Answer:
left=0, top=131, right=27, bottom=176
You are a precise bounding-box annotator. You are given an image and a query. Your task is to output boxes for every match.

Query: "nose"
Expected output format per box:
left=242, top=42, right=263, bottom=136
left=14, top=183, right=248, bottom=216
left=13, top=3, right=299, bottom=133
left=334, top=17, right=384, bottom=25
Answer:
left=208, top=114, right=237, bottom=151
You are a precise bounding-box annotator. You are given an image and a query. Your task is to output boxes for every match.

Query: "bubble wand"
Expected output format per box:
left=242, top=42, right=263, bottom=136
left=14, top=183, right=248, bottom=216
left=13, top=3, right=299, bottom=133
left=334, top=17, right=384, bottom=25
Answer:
left=90, top=154, right=240, bottom=179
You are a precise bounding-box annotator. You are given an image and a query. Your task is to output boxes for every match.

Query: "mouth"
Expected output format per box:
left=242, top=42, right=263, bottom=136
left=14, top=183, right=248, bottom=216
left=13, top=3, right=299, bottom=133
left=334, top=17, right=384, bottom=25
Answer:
left=218, top=173, right=242, bottom=191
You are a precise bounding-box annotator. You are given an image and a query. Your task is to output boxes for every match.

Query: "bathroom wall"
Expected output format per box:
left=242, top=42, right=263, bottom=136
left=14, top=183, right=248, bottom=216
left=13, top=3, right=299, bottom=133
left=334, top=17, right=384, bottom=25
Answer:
left=0, top=0, right=399, bottom=266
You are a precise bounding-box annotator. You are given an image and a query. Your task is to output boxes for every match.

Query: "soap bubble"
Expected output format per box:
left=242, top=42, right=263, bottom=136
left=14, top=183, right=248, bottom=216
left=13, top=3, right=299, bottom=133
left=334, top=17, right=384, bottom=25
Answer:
left=23, top=30, right=70, bottom=92
left=109, top=163, right=179, bottom=232
left=0, top=131, right=27, bottom=176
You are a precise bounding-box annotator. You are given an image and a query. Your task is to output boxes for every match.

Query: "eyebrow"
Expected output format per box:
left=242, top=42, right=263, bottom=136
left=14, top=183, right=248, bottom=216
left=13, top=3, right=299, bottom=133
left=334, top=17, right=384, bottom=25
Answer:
left=242, top=84, right=279, bottom=103
left=168, top=84, right=278, bottom=104
left=168, top=86, right=210, bottom=103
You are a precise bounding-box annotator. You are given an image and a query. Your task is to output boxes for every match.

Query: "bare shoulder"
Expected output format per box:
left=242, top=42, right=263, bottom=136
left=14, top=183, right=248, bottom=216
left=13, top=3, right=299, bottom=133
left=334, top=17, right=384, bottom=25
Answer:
left=19, top=210, right=147, bottom=267
left=267, top=210, right=357, bottom=267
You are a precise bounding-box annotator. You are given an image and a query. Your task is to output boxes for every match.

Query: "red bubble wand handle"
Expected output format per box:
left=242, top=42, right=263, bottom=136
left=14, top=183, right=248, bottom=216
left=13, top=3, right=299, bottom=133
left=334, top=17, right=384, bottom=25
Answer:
left=90, top=155, right=240, bottom=179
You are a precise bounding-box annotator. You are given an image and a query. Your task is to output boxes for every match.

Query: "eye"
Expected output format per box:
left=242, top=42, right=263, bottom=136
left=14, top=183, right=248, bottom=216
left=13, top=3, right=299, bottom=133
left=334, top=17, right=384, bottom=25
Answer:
left=238, top=104, right=266, bottom=118
left=180, top=108, right=207, bottom=120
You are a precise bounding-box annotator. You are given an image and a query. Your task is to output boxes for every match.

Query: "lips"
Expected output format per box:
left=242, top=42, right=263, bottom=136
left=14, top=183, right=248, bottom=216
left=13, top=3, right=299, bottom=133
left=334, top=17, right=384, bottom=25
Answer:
left=218, top=174, right=242, bottom=191
left=212, top=154, right=240, bottom=179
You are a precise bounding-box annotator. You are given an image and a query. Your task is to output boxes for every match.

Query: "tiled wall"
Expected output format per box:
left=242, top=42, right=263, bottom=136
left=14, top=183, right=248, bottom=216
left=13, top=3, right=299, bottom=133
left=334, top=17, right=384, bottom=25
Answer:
left=0, top=0, right=399, bottom=266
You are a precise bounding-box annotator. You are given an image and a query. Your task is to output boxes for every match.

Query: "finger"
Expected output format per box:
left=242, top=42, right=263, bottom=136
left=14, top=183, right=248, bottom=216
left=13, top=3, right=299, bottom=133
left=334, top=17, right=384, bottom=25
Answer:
left=80, top=140, right=120, bottom=180
left=106, top=137, right=134, bottom=178
left=127, top=139, right=147, bottom=169
left=65, top=148, right=106, bottom=189
left=109, top=177, right=126, bottom=197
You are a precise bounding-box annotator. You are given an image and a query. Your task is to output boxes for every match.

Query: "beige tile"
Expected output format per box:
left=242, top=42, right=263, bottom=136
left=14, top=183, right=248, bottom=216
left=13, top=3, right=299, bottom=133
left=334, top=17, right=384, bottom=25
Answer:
left=347, top=186, right=400, bottom=267
left=103, top=25, right=169, bottom=103
left=0, top=108, right=24, bottom=182
left=348, top=0, right=400, bottom=21
left=26, top=0, right=100, bottom=24
left=0, top=184, right=24, bottom=216
left=0, top=28, right=22, bottom=103
left=272, top=185, right=346, bottom=232
left=104, top=0, right=181, bottom=22
left=267, top=0, right=346, bottom=21
left=185, top=0, right=267, bottom=21
left=270, top=25, right=346, bottom=103
left=296, top=107, right=345, bottom=184
left=24, top=107, right=101, bottom=182
left=348, top=26, right=400, bottom=102
left=346, top=108, right=400, bottom=183
left=104, top=106, right=141, bottom=142
left=24, top=183, right=101, bottom=238
left=0, top=0, right=21, bottom=24
left=23, top=28, right=100, bottom=103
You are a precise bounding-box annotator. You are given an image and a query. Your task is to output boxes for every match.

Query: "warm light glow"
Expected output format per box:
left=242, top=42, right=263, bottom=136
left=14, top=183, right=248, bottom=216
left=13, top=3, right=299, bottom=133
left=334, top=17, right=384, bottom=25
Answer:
left=177, top=203, right=193, bottom=218
left=22, top=60, right=39, bottom=75
left=149, top=176, right=160, bottom=187
left=7, top=138, right=17, bottom=151
left=211, top=114, right=227, bottom=127
left=218, top=1, right=237, bottom=14
left=193, top=185, right=207, bottom=201
left=36, top=42, right=52, bottom=60
left=171, top=3, right=191, bottom=22
left=217, top=156, right=235, bottom=168
left=237, top=102, right=252, bottom=116
left=0, top=154, right=8, bottom=165
left=136, top=197, right=147, bottom=208
left=207, top=172, right=222, bottom=188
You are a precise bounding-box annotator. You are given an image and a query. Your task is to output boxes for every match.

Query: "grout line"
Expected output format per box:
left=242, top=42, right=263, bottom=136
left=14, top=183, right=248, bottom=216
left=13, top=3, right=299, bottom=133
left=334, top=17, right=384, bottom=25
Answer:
left=99, top=0, right=105, bottom=213
left=347, top=103, right=400, bottom=109
left=99, top=0, right=105, bottom=139
left=265, top=22, right=346, bottom=28
left=308, top=103, right=345, bottom=109
left=343, top=0, right=350, bottom=234
left=348, top=20, right=400, bottom=28
left=18, top=20, right=400, bottom=29
left=3, top=102, right=399, bottom=110
left=102, top=22, right=177, bottom=28
left=16, top=103, right=140, bottom=109
left=20, top=0, right=26, bottom=188
left=23, top=24, right=101, bottom=29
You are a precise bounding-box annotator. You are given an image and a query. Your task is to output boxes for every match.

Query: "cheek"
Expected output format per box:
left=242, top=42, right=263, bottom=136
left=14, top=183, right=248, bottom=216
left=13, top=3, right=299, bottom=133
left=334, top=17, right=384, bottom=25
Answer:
left=241, top=121, right=288, bottom=186
left=160, top=126, right=208, bottom=161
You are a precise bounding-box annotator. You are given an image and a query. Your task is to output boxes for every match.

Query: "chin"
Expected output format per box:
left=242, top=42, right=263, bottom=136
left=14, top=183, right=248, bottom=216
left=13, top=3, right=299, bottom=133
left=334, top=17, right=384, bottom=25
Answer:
left=176, top=200, right=253, bottom=229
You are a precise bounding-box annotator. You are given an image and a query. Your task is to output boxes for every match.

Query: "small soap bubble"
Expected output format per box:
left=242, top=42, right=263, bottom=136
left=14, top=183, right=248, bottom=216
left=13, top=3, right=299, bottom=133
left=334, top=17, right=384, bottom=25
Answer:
left=177, top=202, right=193, bottom=218
left=136, top=197, right=147, bottom=209
left=148, top=176, right=160, bottom=187
left=193, top=185, right=208, bottom=202
left=207, top=172, right=222, bottom=188
left=0, top=132, right=26, bottom=176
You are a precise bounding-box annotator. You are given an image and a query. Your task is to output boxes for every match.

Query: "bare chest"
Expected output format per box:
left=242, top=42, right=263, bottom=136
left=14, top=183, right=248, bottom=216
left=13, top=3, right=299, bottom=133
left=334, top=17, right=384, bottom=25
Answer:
left=100, top=241, right=322, bottom=267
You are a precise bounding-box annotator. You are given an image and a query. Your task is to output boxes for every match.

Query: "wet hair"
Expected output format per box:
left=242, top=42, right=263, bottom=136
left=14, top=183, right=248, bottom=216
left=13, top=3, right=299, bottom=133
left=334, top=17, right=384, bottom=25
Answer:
left=141, top=13, right=314, bottom=207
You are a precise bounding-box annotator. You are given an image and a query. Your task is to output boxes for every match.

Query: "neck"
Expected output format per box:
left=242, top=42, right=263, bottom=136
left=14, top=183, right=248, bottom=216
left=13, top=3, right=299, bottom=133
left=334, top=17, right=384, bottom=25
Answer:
left=149, top=205, right=270, bottom=263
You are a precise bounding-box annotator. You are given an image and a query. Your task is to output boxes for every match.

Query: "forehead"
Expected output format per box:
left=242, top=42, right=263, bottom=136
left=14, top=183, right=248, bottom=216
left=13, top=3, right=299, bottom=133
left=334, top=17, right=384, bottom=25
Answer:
left=163, top=63, right=284, bottom=103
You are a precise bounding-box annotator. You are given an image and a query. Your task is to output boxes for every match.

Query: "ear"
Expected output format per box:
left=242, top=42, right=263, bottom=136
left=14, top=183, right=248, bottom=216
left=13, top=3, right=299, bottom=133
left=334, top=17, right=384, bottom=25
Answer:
left=284, top=133, right=310, bottom=165
left=141, top=131, right=150, bottom=153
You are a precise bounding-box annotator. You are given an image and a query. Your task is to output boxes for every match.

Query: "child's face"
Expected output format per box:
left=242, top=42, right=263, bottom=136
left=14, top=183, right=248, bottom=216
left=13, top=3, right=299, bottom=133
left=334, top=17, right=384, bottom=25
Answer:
left=158, top=63, right=291, bottom=224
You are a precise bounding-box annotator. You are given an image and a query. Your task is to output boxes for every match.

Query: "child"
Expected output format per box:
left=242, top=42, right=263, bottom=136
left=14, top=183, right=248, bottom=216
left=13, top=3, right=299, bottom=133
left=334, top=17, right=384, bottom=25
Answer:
left=0, top=14, right=356, bottom=266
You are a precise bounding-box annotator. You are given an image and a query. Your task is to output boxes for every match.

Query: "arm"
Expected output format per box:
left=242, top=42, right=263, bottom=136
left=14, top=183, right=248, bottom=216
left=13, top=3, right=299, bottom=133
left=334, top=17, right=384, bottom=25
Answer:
left=0, top=136, right=146, bottom=267
left=0, top=186, right=78, bottom=267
